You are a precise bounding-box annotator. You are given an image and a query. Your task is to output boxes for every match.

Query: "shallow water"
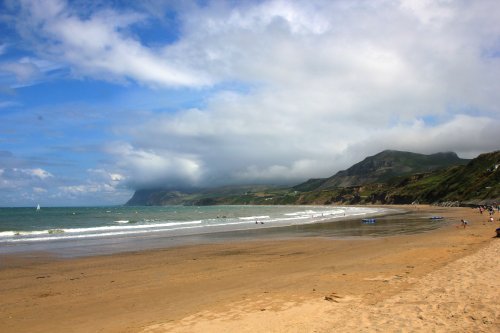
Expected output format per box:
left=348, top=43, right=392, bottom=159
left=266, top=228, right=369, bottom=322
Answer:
left=0, top=205, right=446, bottom=258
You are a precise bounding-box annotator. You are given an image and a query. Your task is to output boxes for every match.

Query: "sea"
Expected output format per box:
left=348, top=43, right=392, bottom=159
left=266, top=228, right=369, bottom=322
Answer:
left=0, top=205, right=442, bottom=258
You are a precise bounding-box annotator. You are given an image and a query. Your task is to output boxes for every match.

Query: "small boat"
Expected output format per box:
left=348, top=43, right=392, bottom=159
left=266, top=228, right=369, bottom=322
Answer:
left=362, top=218, right=376, bottom=224
left=36, top=204, right=41, bottom=211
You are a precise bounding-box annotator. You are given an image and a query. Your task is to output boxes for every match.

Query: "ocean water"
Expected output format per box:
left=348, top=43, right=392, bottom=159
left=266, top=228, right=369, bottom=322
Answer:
left=0, top=205, right=439, bottom=257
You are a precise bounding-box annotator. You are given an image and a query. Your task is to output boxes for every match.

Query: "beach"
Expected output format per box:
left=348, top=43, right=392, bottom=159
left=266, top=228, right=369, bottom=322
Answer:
left=0, top=205, right=499, bottom=332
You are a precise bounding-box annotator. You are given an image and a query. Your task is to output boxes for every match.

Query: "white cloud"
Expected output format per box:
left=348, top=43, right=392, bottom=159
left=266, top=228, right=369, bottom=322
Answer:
left=399, top=0, right=455, bottom=25
left=53, top=168, right=132, bottom=205
left=30, top=168, right=53, bottom=179
left=105, top=142, right=203, bottom=189
left=110, top=173, right=124, bottom=182
left=33, top=187, right=47, bottom=193
left=110, top=0, right=500, bottom=189
left=5, top=0, right=500, bottom=194
left=347, top=115, right=500, bottom=158
left=0, top=160, right=131, bottom=206
left=235, top=159, right=322, bottom=183
left=6, top=167, right=53, bottom=181
left=59, top=183, right=111, bottom=195
left=0, top=167, right=53, bottom=193
left=16, top=0, right=208, bottom=87
left=0, top=60, right=40, bottom=83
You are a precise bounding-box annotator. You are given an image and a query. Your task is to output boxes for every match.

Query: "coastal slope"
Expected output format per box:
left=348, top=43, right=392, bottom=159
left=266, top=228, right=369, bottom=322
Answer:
left=295, top=150, right=469, bottom=190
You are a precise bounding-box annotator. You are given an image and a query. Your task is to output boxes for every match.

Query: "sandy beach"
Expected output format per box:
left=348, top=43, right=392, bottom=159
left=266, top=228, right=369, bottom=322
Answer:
left=0, top=205, right=499, bottom=332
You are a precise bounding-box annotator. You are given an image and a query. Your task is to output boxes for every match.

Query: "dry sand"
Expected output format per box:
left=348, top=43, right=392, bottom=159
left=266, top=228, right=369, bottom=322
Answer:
left=0, top=205, right=499, bottom=332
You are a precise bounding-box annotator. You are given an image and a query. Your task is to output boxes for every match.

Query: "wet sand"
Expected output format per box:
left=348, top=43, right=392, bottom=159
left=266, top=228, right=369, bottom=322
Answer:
left=0, top=205, right=499, bottom=332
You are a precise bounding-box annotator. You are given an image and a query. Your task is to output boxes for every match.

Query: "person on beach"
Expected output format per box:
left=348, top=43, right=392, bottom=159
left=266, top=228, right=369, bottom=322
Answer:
left=460, top=219, right=468, bottom=228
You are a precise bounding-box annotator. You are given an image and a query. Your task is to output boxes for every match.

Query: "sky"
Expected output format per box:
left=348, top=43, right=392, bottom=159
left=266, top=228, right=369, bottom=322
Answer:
left=0, top=0, right=499, bottom=207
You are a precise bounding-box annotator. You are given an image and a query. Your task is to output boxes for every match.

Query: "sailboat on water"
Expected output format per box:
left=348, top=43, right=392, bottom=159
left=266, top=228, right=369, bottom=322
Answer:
left=36, top=203, right=40, bottom=211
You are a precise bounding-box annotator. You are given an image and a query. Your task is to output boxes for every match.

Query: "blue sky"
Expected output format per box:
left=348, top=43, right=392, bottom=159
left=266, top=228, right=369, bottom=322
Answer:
left=1, top=0, right=499, bottom=207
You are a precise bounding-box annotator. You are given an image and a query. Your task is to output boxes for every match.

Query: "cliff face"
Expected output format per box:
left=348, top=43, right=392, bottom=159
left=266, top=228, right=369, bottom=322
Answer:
left=126, top=185, right=283, bottom=206
left=126, top=189, right=190, bottom=206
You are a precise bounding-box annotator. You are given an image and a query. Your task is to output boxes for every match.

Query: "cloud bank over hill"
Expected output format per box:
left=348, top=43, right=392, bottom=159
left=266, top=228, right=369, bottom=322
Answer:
left=1, top=0, right=499, bottom=205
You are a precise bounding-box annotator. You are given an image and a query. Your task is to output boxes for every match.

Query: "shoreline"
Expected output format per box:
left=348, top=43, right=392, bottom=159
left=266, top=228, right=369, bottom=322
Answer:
left=0, top=205, right=499, bottom=332
left=0, top=205, right=404, bottom=259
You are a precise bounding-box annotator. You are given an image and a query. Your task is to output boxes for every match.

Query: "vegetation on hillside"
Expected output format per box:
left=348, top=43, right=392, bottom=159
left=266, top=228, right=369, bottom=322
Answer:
left=295, top=150, right=469, bottom=190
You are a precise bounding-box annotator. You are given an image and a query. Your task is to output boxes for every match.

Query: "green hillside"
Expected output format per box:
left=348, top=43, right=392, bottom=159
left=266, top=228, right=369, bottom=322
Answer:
left=387, top=151, right=500, bottom=204
left=294, top=150, right=469, bottom=191
left=291, top=150, right=499, bottom=206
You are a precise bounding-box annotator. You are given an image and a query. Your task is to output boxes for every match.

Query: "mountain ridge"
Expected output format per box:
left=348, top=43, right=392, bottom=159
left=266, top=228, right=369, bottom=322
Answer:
left=293, top=150, right=469, bottom=191
left=125, top=150, right=499, bottom=206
